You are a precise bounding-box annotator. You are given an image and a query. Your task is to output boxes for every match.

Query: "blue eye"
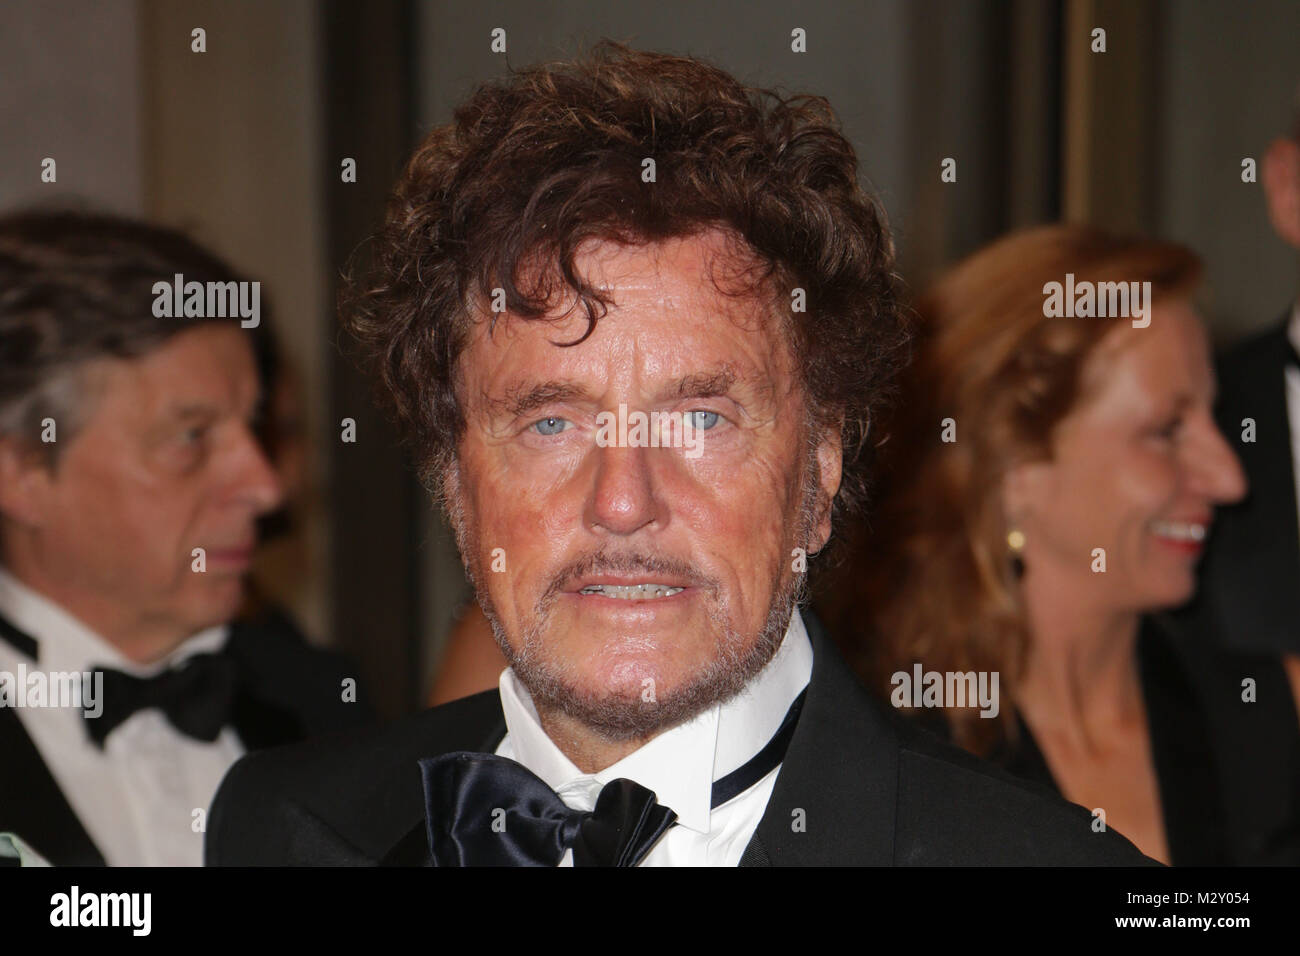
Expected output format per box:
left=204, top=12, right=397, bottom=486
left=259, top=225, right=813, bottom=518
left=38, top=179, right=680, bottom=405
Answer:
left=532, top=416, right=569, bottom=436
left=687, top=410, right=720, bottom=430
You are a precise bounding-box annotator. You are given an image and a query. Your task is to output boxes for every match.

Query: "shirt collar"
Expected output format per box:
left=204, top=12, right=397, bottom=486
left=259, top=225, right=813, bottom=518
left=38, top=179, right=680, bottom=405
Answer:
left=497, top=608, right=813, bottom=834
left=0, top=565, right=228, bottom=676
left=1288, top=300, right=1300, bottom=354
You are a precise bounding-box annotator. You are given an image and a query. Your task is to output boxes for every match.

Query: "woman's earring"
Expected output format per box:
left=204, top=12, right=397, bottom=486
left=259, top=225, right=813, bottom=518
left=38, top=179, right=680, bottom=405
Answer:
left=1007, top=528, right=1026, bottom=579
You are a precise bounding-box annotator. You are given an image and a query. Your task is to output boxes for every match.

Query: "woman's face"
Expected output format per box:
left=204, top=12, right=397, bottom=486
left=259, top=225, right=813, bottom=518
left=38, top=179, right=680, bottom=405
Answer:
left=1007, top=300, right=1247, bottom=614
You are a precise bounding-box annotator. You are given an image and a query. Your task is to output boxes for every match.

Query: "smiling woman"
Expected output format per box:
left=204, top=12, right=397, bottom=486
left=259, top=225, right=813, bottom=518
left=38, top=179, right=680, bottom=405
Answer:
left=842, top=224, right=1300, bottom=866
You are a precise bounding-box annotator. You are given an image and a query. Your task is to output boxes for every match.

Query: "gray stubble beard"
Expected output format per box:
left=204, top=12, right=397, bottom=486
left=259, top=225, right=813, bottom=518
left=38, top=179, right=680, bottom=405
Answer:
left=444, top=438, right=824, bottom=742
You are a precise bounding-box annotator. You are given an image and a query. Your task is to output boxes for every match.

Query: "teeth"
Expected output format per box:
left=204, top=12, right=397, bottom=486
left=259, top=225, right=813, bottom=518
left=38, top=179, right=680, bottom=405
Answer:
left=579, top=583, right=685, bottom=599
left=1151, top=520, right=1207, bottom=542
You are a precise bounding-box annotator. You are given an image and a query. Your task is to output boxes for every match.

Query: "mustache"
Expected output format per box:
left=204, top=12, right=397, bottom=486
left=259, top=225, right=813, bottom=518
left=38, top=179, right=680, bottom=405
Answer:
left=542, top=550, right=718, bottom=604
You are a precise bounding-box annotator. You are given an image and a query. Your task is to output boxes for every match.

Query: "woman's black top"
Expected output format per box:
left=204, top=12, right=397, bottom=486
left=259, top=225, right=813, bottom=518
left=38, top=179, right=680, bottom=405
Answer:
left=943, top=615, right=1300, bottom=865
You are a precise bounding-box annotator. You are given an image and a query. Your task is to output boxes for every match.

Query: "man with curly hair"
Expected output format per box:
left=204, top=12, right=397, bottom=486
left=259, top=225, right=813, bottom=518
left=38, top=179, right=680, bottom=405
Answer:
left=208, top=42, right=1152, bottom=866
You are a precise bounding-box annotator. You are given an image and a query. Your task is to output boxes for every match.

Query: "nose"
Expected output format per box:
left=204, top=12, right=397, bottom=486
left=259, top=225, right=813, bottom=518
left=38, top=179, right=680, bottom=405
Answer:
left=584, top=442, right=663, bottom=536
left=1190, top=415, right=1248, bottom=506
left=232, top=424, right=285, bottom=515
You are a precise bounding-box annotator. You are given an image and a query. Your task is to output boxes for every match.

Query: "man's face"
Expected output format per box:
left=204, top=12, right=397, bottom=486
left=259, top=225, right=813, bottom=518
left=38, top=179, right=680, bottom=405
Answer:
left=449, top=231, right=841, bottom=739
left=15, top=325, right=282, bottom=650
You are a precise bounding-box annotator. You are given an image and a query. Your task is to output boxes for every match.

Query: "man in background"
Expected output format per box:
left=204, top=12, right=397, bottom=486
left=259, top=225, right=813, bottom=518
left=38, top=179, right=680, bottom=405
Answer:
left=1195, top=97, right=1300, bottom=688
left=0, top=210, right=373, bottom=865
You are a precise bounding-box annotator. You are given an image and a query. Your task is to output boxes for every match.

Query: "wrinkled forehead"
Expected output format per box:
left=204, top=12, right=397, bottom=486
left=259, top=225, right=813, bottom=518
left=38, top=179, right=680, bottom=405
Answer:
left=456, top=232, right=799, bottom=410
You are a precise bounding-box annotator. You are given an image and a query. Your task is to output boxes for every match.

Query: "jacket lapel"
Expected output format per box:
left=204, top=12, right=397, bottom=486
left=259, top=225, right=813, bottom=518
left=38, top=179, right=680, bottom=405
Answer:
left=377, top=715, right=508, bottom=865
left=740, top=610, right=897, bottom=865
left=0, top=706, right=106, bottom=866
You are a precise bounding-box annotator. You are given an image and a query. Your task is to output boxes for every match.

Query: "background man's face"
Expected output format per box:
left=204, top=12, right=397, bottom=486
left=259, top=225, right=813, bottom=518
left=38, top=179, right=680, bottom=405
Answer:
left=17, top=325, right=283, bottom=648
left=450, top=230, right=841, bottom=738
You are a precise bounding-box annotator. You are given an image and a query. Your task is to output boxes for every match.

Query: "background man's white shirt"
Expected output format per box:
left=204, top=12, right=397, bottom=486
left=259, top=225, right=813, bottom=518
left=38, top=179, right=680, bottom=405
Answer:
left=495, top=608, right=813, bottom=866
left=0, top=566, right=243, bottom=866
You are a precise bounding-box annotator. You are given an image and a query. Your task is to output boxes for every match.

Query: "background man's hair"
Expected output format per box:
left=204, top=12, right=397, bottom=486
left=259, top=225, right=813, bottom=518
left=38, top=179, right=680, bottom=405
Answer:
left=342, top=39, right=910, bottom=528
left=0, top=207, right=273, bottom=464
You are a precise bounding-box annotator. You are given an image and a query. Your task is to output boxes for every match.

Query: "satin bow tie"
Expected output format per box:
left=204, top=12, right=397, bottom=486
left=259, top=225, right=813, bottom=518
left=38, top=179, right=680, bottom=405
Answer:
left=86, top=653, right=238, bottom=747
left=421, top=754, right=677, bottom=866
left=419, top=688, right=807, bottom=866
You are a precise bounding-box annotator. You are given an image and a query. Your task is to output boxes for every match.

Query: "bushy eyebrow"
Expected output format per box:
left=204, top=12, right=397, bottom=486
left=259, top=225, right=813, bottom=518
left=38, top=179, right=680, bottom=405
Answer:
left=665, top=366, right=737, bottom=401
left=492, top=382, right=587, bottom=419
left=486, top=364, right=753, bottom=420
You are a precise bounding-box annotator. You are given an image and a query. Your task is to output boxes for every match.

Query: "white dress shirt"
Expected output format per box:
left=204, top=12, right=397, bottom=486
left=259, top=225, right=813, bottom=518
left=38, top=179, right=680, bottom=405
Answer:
left=494, top=608, right=813, bottom=866
left=0, top=566, right=244, bottom=866
left=1284, top=303, right=1300, bottom=528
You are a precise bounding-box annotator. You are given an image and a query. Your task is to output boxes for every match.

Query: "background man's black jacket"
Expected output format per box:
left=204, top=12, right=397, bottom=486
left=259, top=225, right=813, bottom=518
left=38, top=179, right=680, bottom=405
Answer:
left=1190, top=315, right=1300, bottom=655
left=0, top=616, right=375, bottom=866
left=206, top=614, right=1153, bottom=866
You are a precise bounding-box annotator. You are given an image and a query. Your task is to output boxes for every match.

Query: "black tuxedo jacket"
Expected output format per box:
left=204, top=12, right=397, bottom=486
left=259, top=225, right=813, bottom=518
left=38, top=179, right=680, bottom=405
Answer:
left=0, top=612, right=376, bottom=866
left=207, top=613, right=1153, bottom=866
left=1188, top=314, right=1300, bottom=655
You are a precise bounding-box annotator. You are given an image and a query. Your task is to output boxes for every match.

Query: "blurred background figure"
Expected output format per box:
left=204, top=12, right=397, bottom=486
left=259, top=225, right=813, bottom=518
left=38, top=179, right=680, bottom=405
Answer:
left=0, top=210, right=374, bottom=865
left=1189, top=93, right=1300, bottom=700
left=427, top=601, right=504, bottom=707
left=823, top=225, right=1300, bottom=865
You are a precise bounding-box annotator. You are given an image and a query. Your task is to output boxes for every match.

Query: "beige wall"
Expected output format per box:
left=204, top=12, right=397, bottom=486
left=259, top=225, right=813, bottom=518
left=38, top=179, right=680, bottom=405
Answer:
left=0, top=0, right=143, bottom=215
left=138, top=0, right=331, bottom=643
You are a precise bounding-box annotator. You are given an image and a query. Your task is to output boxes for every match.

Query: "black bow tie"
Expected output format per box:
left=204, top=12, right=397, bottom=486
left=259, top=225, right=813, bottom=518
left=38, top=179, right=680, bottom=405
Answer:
left=0, top=606, right=239, bottom=747
left=88, top=653, right=238, bottom=747
left=419, top=688, right=806, bottom=866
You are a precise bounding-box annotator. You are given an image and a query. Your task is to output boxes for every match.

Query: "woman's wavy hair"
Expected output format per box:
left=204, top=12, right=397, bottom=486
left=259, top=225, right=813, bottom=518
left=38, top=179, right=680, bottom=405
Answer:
left=847, top=224, right=1203, bottom=754
left=341, top=40, right=909, bottom=532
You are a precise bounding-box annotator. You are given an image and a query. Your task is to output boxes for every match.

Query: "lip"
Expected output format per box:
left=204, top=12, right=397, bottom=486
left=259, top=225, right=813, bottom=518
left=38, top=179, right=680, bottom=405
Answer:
left=561, top=587, right=696, bottom=613
left=1151, top=537, right=1204, bottom=556
left=1149, top=516, right=1211, bottom=556
left=567, top=574, right=692, bottom=592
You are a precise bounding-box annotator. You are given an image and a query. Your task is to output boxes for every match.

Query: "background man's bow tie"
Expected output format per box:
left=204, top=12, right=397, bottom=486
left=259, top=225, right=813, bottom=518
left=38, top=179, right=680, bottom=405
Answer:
left=87, top=653, right=238, bottom=747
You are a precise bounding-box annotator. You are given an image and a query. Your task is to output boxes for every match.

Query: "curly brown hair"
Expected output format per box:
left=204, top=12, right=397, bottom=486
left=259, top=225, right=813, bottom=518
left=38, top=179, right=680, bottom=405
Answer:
left=342, top=40, right=909, bottom=529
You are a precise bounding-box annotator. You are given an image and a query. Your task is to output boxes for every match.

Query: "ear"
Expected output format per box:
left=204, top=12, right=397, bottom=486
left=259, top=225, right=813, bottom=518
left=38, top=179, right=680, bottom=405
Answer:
left=0, top=438, right=55, bottom=529
left=809, top=421, right=843, bottom=555
left=1262, top=137, right=1300, bottom=250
